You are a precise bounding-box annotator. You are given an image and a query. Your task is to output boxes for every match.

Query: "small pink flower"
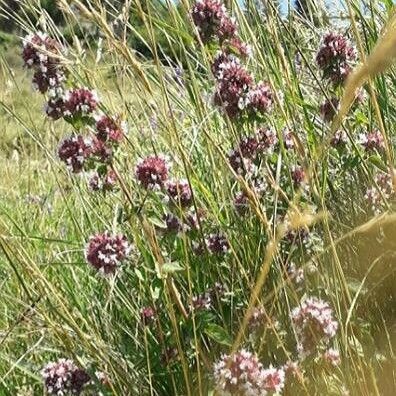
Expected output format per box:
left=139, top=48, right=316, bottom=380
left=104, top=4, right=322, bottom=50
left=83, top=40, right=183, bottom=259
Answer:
left=191, top=292, right=212, bottom=311
left=213, top=349, right=264, bottom=395
left=359, top=129, right=385, bottom=152
left=234, top=191, right=249, bottom=215
left=165, top=179, right=193, bottom=208
left=141, top=306, right=156, bottom=326
left=206, top=233, right=229, bottom=255
left=32, top=68, right=66, bottom=93
left=95, top=114, right=127, bottom=143
left=91, top=137, right=113, bottom=163
left=291, top=165, right=306, bottom=186
left=88, top=169, right=117, bottom=192
left=291, top=297, right=338, bottom=357
left=222, top=37, right=251, bottom=58
left=245, top=81, right=274, bottom=116
left=282, top=129, right=295, bottom=150
left=228, top=149, right=255, bottom=175
left=323, top=348, right=341, bottom=366
left=135, top=155, right=170, bottom=189
left=213, top=58, right=253, bottom=118
left=330, top=130, right=348, bottom=148
left=163, top=213, right=183, bottom=233
left=63, top=88, right=99, bottom=120
left=22, top=32, right=62, bottom=70
left=85, top=232, right=131, bottom=274
left=261, top=366, right=285, bottom=394
left=45, top=97, right=66, bottom=120
left=316, top=32, right=356, bottom=86
left=320, top=97, right=339, bottom=123
left=41, top=358, right=90, bottom=396
left=257, top=127, right=278, bottom=153
left=283, top=360, right=302, bottom=382
left=248, top=307, right=266, bottom=329
left=58, top=135, right=92, bottom=173
left=191, top=0, right=236, bottom=43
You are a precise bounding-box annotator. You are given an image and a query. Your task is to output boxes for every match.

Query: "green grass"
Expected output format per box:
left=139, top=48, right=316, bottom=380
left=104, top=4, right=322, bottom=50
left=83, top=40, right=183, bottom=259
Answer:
left=0, top=0, right=395, bottom=395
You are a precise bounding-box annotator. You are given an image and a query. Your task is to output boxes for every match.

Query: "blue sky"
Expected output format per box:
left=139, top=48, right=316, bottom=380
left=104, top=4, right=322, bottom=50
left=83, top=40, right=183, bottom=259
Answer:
left=279, top=0, right=345, bottom=15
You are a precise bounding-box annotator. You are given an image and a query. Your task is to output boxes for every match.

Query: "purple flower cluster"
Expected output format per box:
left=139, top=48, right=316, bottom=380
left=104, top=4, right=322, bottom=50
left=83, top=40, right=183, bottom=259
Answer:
left=58, top=135, right=92, bottom=173
left=322, top=348, right=341, bottom=366
left=291, top=297, right=338, bottom=357
left=206, top=233, right=230, bottom=255
left=213, top=58, right=253, bottom=118
left=41, top=358, right=90, bottom=396
left=95, top=114, right=127, bottom=143
left=330, top=130, right=348, bottom=148
left=320, top=97, right=339, bottom=123
left=212, top=55, right=275, bottom=119
left=359, top=129, right=385, bottom=152
left=165, top=179, right=193, bottom=207
left=191, top=0, right=236, bottom=43
left=135, top=155, right=170, bottom=190
left=141, top=306, right=156, bottom=326
left=163, top=213, right=184, bottom=233
left=365, top=172, right=393, bottom=212
left=85, top=232, right=131, bottom=274
left=213, top=350, right=285, bottom=396
left=291, top=165, right=306, bottom=187
left=23, top=31, right=124, bottom=193
left=191, top=1, right=274, bottom=119
left=63, top=87, right=99, bottom=122
left=22, top=32, right=66, bottom=95
left=234, top=191, right=249, bottom=215
left=88, top=169, right=118, bottom=192
left=244, top=81, right=274, bottom=116
left=191, top=282, right=226, bottom=312
left=228, top=127, right=278, bottom=175
left=316, top=32, right=356, bottom=86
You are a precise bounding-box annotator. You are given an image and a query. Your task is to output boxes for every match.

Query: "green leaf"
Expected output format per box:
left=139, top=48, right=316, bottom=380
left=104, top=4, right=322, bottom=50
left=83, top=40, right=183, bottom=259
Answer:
left=134, top=268, right=144, bottom=282
left=162, top=261, right=184, bottom=273
left=204, top=323, right=232, bottom=346
left=368, top=155, right=387, bottom=172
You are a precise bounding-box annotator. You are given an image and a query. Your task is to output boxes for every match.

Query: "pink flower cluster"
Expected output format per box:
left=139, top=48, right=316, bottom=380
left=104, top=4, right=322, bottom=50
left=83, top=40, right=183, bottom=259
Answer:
left=135, top=155, right=170, bottom=190
left=63, top=87, right=99, bottom=122
left=244, top=81, right=274, bottom=116
left=213, top=58, right=253, bottom=118
left=44, top=86, right=100, bottom=123
left=191, top=0, right=236, bottom=43
left=191, top=0, right=273, bottom=119
left=85, top=232, right=132, bottom=274
left=291, top=297, right=338, bottom=357
left=41, top=358, right=90, bottom=395
left=320, top=97, right=339, bottom=123
left=323, top=348, right=341, bottom=366
left=213, top=56, right=273, bottom=119
left=95, top=114, right=127, bottom=143
left=88, top=169, right=118, bottom=192
left=359, top=129, right=385, bottom=152
left=228, top=127, right=278, bottom=175
left=23, top=32, right=125, bottom=193
left=213, top=350, right=285, bottom=396
left=206, top=232, right=230, bottom=255
left=191, top=282, right=226, bottom=312
left=57, top=135, right=93, bottom=173
left=365, top=172, right=393, bottom=212
left=316, top=32, right=356, bottom=86
left=141, top=306, right=156, bottom=326
left=165, top=179, right=193, bottom=207
left=22, top=32, right=66, bottom=94
left=330, top=130, right=348, bottom=148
